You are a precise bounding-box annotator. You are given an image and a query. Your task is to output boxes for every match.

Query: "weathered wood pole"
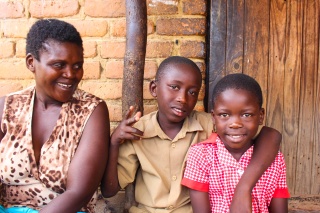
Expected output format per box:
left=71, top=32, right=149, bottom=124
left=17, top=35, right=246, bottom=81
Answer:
left=123, top=0, right=147, bottom=212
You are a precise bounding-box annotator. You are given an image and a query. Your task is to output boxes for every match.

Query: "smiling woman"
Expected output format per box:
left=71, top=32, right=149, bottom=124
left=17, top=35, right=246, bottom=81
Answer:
left=0, top=19, right=110, bottom=213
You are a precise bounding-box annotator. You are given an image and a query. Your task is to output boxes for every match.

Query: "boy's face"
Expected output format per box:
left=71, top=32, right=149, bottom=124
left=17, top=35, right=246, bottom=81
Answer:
left=26, top=40, right=84, bottom=103
left=211, top=89, right=264, bottom=154
left=150, top=63, right=202, bottom=125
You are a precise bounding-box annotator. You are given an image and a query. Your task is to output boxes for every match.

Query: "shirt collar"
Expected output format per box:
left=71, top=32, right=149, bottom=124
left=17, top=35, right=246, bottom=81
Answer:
left=134, top=111, right=204, bottom=142
left=217, top=136, right=254, bottom=168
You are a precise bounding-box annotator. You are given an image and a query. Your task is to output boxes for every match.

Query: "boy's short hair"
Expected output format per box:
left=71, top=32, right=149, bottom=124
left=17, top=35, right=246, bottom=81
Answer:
left=212, top=73, right=263, bottom=108
left=156, top=56, right=201, bottom=83
left=26, top=19, right=83, bottom=61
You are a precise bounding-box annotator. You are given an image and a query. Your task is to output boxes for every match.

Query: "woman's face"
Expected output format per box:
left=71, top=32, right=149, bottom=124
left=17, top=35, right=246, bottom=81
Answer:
left=27, top=40, right=84, bottom=103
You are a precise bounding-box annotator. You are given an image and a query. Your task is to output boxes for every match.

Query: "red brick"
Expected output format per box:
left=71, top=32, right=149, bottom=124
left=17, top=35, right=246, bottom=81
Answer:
left=143, top=81, right=153, bottom=99
left=111, top=19, right=155, bottom=37
left=16, top=40, right=26, bottom=58
left=83, top=41, right=97, bottom=58
left=183, top=0, right=207, bottom=15
left=146, top=41, right=174, bottom=58
left=68, top=20, right=108, bottom=37
left=144, top=60, right=157, bottom=79
left=84, top=0, right=125, bottom=18
left=83, top=61, right=100, bottom=79
left=147, top=0, right=178, bottom=15
left=0, top=41, right=15, bottom=58
left=0, top=61, right=33, bottom=79
left=157, top=18, right=206, bottom=36
left=105, top=60, right=157, bottom=79
left=195, top=61, right=206, bottom=79
left=198, top=82, right=205, bottom=100
left=144, top=104, right=158, bottom=115
left=2, top=20, right=33, bottom=38
left=80, top=80, right=122, bottom=99
left=105, top=60, right=123, bottom=79
left=29, top=0, right=79, bottom=18
left=107, top=104, right=123, bottom=122
left=180, top=41, right=206, bottom=58
left=0, top=81, right=23, bottom=96
left=101, top=41, right=126, bottom=59
left=0, top=1, right=24, bottom=18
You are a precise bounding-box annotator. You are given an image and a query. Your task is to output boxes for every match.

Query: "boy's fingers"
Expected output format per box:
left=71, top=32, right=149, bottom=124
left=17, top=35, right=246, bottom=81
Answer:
left=125, top=106, right=135, bottom=119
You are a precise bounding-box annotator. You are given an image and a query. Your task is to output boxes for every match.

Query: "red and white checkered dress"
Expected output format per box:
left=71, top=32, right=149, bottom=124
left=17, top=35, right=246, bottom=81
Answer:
left=181, top=133, right=290, bottom=213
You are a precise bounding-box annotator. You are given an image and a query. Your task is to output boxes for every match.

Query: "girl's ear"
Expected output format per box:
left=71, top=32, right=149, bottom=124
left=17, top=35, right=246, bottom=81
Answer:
left=26, top=53, right=35, bottom=73
left=259, top=108, right=265, bottom=125
left=149, top=80, right=157, bottom=98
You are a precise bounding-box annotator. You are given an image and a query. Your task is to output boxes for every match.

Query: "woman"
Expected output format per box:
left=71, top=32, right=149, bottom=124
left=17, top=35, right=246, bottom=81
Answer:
left=0, top=19, right=110, bottom=213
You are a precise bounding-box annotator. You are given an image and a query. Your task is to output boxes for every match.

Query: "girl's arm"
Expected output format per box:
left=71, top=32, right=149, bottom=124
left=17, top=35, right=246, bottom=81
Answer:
left=230, top=126, right=282, bottom=213
left=189, top=189, right=211, bottom=213
left=268, top=198, right=288, bottom=213
left=100, top=106, right=142, bottom=198
left=40, top=102, right=110, bottom=213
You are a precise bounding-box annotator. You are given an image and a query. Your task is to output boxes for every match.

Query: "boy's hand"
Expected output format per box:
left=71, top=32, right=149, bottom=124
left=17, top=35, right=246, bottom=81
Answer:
left=230, top=187, right=252, bottom=213
left=111, top=106, right=143, bottom=145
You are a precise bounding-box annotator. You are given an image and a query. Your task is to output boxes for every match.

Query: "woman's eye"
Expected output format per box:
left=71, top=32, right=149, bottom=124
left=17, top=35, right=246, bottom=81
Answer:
left=220, top=113, right=229, bottom=118
left=52, top=63, right=64, bottom=69
left=73, top=64, right=83, bottom=70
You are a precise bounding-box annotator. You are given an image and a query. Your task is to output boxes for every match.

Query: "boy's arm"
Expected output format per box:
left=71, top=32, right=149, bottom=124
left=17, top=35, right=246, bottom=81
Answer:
left=268, top=198, right=288, bottom=213
left=230, top=126, right=282, bottom=213
left=100, top=106, right=143, bottom=198
left=189, top=189, right=211, bottom=213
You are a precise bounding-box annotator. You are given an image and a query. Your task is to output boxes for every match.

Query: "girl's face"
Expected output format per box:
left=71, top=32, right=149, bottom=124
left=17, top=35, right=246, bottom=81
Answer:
left=27, top=40, right=84, bottom=104
left=211, top=89, right=264, bottom=155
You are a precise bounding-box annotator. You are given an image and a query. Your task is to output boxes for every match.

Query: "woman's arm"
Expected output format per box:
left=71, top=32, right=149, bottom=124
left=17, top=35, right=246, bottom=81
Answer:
left=189, top=189, right=211, bottom=213
left=268, top=198, right=288, bottom=213
left=230, top=126, right=282, bottom=213
left=0, top=96, right=6, bottom=141
left=40, top=102, right=110, bottom=213
left=100, top=106, right=142, bottom=198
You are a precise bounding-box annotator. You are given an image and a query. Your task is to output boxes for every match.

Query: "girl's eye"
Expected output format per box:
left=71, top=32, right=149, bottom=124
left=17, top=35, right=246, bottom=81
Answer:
left=189, top=90, right=198, bottom=96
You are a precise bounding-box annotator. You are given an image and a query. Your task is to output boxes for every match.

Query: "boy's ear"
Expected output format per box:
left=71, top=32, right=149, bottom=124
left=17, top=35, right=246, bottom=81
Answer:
left=259, top=108, right=265, bottom=125
left=149, top=80, right=157, bottom=98
left=26, top=53, right=36, bottom=73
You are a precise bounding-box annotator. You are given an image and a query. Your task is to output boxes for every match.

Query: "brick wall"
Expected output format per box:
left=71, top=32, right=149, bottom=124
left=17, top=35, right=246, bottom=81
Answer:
left=0, top=0, right=207, bottom=130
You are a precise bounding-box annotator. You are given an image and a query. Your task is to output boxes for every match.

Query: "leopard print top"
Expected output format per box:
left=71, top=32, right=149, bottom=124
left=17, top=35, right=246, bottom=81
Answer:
left=0, top=86, right=103, bottom=212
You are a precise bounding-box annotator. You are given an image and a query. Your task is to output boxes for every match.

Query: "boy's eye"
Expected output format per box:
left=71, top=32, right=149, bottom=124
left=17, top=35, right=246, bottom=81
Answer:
left=242, top=113, right=252, bottom=118
left=169, top=85, right=179, bottom=90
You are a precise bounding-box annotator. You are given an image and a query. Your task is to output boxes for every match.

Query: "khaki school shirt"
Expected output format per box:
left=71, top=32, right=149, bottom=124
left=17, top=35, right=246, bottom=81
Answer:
left=118, top=110, right=213, bottom=213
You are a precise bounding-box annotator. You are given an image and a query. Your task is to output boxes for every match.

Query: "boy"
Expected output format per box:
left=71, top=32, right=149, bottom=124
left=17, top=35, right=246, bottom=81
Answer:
left=181, top=73, right=290, bottom=212
left=102, top=56, right=281, bottom=212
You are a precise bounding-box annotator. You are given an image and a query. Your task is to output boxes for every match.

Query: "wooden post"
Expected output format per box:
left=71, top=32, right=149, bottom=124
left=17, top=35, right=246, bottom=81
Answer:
left=122, top=0, right=147, bottom=212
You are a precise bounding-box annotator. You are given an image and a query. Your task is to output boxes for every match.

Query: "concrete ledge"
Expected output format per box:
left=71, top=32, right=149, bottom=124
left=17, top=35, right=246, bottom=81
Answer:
left=95, top=193, right=320, bottom=213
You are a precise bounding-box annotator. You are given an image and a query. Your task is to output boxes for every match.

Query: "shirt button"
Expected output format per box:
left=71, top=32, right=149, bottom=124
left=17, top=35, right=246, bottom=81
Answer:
left=167, top=205, right=174, bottom=210
left=172, top=175, right=177, bottom=181
left=172, top=143, right=176, bottom=148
